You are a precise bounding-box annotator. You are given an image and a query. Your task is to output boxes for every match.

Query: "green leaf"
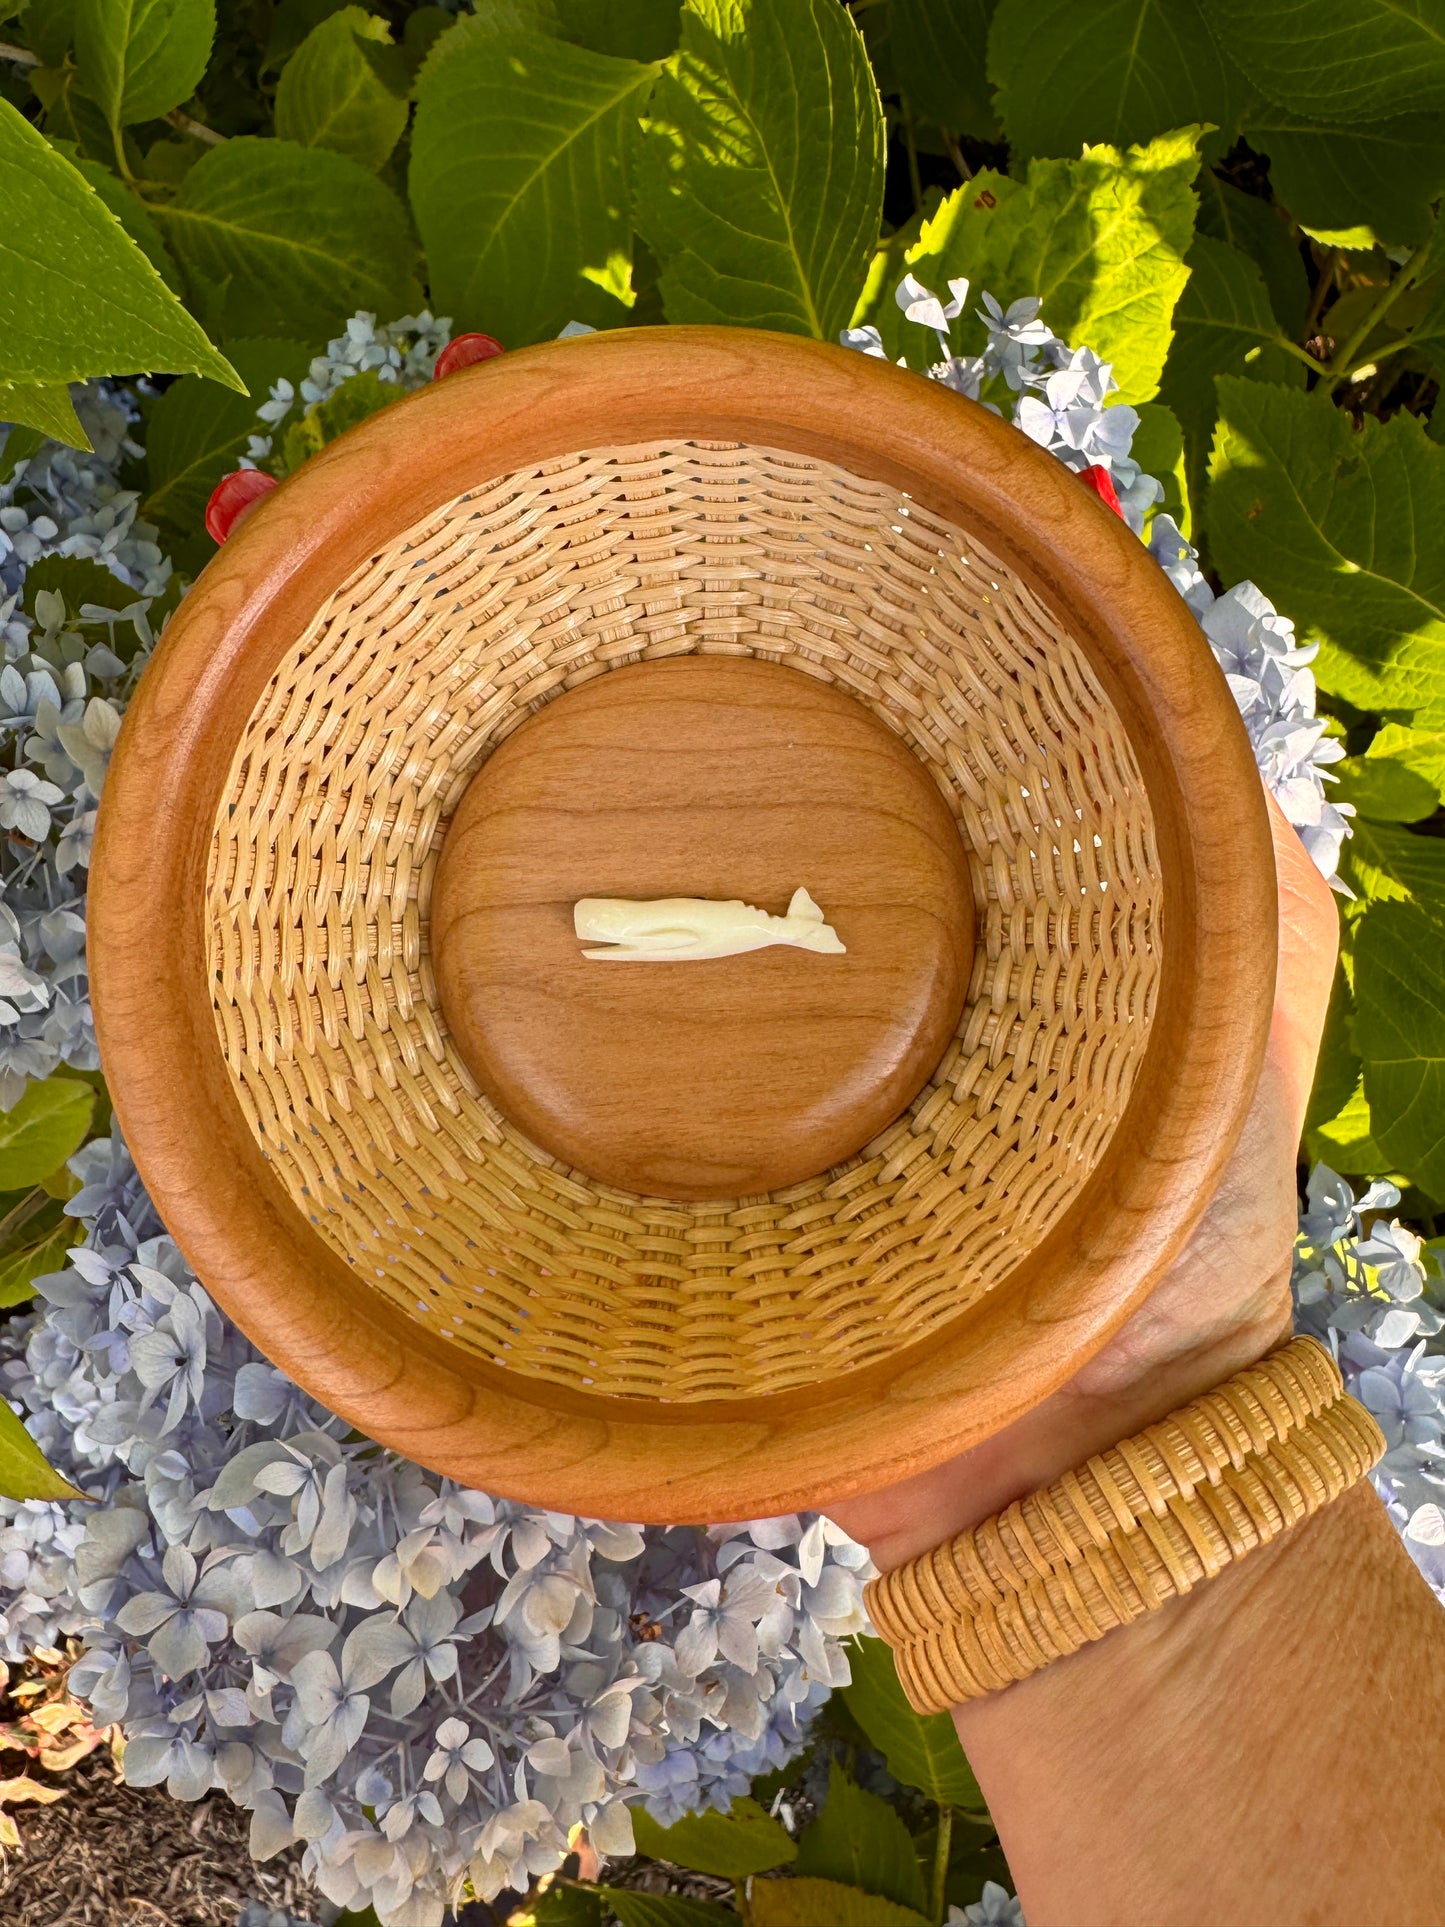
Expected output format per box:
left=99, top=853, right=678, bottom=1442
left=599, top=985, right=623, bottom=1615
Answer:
left=275, top=6, right=410, bottom=171
left=63, top=152, right=182, bottom=291
left=631, top=1794, right=797, bottom=1877
left=795, top=1762, right=928, bottom=1914
left=1334, top=755, right=1440, bottom=823
left=418, top=0, right=562, bottom=77
left=1201, top=0, right=1445, bottom=124
left=28, top=0, right=79, bottom=68
left=748, top=1879, right=932, bottom=1927
left=1248, top=112, right=1445, bottom=251
left=1158, top=233, right=1305, bottom=511
left=942, top=1838, right=1017, bottom=1917
left=0, top=101, right=237, bottom=390
left=841, top=1635, right=986, bottom=1811
left=0, top=1396, right=83, bottom=1502
left=531, top=1882, right=605, bottom=1927
left=596, top=1894, right=735, bottom=1927
left=848, top=187, right=942, bottom=334
left=0, top=381, right=88, bottom=449
left=0, top=1183, right=66, bottom=1256
left=2, top=424, right=49, bottom=481
left=1355, top=899, right=1445, bottom=1196
left=0, top=1078, right=94, bottom=1192
left=1398, top=269, right=1445, bottom=378
left=263, top=0, right=353, bottom=71
left=74, top=0, right=216, bottom=129
left=635, top=0, right=886, bottom=339
left=1306, top=1077, right=1390, bottom=1177
left=397, top=5, right=458, bottom=74
left=28, top=57, right=116, bottom=163
left=1195, top=171, right=1309, bottom=332
left=889, top=0, right=997, bottom=139
left=555, top=0, right=681, bottom=61
left=21, top=555, right=137, bottom=623
left=904, top=127, right=1202, bottom=403
left=1343, top=818, right=1445, bottom=907
left=1131, top=398, right=1191, bottom=536
left=411, top=29, right=656, bottom=343
left=0, top=1216, right=81, bottom=1309
left=156, top=136, right=422, bottom=343
left=1305, top=959, right=1361, bottom=1139
left=1368, top=721, right=1445, bottom=791
left=1208, top=380, right=1445, bottom=728
left=143, top=337, right=310, bottom=532
left=989, top=0, right=1241, bottom=162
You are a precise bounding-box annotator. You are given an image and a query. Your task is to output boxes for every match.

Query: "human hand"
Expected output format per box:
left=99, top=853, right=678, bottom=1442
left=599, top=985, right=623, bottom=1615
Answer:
left=827, top=793, right=1339, bottom=1572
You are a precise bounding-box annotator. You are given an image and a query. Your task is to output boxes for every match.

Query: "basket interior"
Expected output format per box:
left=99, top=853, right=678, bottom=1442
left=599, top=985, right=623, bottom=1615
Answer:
left=206, top=439, right=1163, bottom=1403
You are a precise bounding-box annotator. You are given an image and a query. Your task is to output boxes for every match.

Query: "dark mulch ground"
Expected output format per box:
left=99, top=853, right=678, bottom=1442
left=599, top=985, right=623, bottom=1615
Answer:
left=0, top=1749, right=320, bottom=1927
left=3, top=1751, right=744, bottom=1926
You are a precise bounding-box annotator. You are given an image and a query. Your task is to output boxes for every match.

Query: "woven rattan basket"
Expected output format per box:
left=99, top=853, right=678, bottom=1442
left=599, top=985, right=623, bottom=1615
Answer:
left=89, top=329, right=1275, bottom=1522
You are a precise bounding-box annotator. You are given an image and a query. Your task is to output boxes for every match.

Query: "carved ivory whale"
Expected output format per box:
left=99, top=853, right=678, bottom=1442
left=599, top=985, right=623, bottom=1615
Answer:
left=574, top=887, right=846, bottom=961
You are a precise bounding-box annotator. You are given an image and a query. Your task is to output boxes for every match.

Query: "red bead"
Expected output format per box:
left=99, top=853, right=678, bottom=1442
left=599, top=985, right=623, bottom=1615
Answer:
left=205, top=468, right=279, bottom=543
left=1076, top=463, right=1125, bottom=519
left=432, top=333, right=506, bottom=380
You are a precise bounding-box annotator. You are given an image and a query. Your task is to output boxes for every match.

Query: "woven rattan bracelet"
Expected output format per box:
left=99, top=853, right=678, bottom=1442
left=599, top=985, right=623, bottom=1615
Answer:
left=864, top=1337, right=1386, bottom=1713
left=867, top=1335, right=1344, bottom=1646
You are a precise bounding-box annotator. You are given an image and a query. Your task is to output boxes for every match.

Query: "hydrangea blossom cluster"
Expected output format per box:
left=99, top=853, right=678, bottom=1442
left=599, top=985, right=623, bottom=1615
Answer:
left=1293, top=1166, right=1445, bottom=1599
left=0, top=1134, right=868, bottom=1919
left=240, top=312, right=452, bottom=471
left=0, top=387, right=169, bottom=1105
left=845, top=276, right=1163, bottom=534
left=951, top=1883, right=1027, bottom=1927
left=1147, top=521, right=1353, bottom=881
left=843, top=275, right=1352, bottom=885
left=0, top=386, right=171, bottom=651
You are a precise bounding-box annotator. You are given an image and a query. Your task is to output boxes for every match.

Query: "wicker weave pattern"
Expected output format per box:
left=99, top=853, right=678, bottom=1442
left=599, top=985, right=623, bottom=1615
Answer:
left=865, top=1338, right=1387, bottom=1710
left=206, top=440, right=1162, bottom=1402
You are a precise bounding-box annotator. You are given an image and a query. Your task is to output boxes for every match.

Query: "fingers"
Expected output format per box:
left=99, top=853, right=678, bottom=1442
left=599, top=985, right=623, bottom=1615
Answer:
left=1264, top=790, right=1340, bottom=1141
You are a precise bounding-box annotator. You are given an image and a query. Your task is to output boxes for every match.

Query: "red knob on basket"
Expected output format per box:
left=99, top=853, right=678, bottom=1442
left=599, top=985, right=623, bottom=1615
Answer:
left=433, top=333, right=506, bottom=379
left=1077, top=463, right=1124, bottom=519
left=205, top=469, right=279, bottom=543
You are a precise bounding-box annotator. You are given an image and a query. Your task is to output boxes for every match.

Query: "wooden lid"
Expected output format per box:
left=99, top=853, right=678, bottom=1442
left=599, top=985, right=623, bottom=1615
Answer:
left=431, top=657, right=974, bottom=1198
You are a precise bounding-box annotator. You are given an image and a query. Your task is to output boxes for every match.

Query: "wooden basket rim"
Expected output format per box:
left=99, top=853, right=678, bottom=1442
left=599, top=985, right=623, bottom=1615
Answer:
left=89, top=327, right=1276, bottom=1523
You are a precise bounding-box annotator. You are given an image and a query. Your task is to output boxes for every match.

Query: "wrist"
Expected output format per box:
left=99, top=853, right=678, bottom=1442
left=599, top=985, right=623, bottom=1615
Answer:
left=866, top=1339, right=1383, bottom=1721
left=944, top=1449, right=1445, bottom=1927
left=847, top=1301, right=1292, bottom=1576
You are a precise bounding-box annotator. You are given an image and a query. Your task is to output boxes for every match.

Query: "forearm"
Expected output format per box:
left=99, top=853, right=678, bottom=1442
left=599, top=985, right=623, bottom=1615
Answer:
left=954, top=1480, right=1445, bottom=1927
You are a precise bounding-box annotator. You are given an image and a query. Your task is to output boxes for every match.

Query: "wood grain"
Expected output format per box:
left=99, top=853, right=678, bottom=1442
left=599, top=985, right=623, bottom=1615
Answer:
left=432, top=658, right=973, bottom=1198
left=88, top=327, right=1277, bottom=1523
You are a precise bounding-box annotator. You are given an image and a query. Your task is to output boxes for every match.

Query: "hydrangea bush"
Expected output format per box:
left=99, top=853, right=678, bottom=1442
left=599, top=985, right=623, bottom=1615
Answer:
left=0, top=289, right=1440, bottom=1920
left=1, top=1136, right=868, bottom=1916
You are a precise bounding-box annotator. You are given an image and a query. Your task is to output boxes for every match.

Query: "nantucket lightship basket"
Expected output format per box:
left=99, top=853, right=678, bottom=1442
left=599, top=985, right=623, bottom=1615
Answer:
left=88, top=328, right=1275, bottom=1523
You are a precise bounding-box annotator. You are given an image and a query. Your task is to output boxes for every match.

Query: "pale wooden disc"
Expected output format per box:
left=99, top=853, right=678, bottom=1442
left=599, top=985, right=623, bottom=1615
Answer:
left=431, top=657, right=975, bottom=1198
